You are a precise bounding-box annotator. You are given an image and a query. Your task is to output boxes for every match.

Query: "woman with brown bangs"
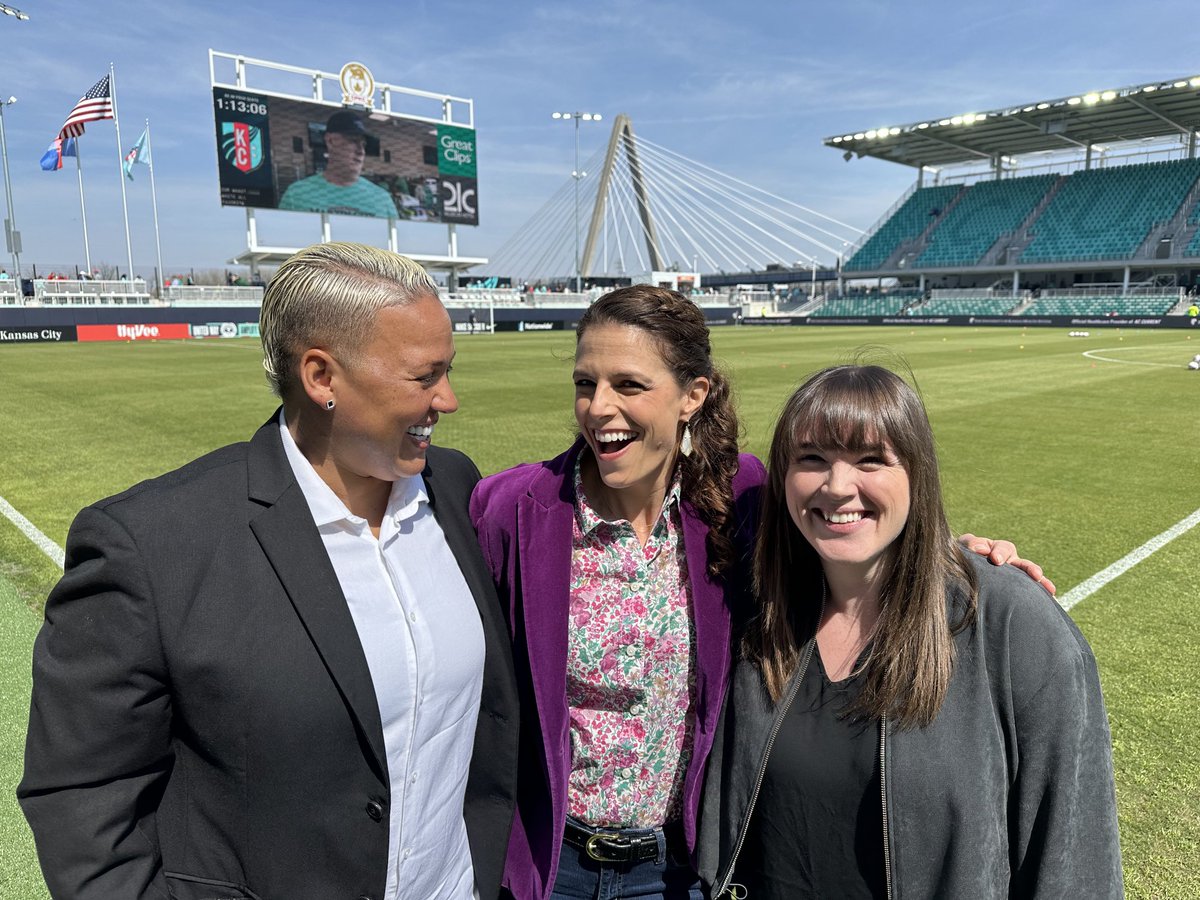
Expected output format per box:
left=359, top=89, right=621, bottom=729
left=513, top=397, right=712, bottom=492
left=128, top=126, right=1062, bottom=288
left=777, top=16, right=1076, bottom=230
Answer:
left=698, top=364, right=1122, bottom=900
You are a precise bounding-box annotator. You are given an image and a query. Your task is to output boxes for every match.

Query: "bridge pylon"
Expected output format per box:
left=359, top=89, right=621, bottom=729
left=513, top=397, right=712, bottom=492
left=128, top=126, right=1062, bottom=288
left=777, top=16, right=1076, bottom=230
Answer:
left=581, top=115, right=662, bottom=277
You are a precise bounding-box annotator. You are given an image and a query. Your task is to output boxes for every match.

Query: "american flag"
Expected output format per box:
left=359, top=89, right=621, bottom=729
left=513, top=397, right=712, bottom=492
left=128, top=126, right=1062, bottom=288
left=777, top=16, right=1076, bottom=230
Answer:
left=59, top=75, right=113, bottom=139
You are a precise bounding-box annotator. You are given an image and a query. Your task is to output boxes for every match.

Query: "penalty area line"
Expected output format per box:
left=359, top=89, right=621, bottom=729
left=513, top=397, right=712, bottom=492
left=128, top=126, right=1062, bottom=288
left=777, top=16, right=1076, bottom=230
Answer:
left=1082, top=347, right=1182, bottom=368
left=0, top=495, right=64, bottom=570
left=1058, top=507, right=1200, bottom=611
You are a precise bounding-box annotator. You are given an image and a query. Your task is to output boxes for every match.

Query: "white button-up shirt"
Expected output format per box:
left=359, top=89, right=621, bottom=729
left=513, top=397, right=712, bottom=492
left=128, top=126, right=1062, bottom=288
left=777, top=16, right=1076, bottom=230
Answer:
left=280, top=417, right=485, bottom=899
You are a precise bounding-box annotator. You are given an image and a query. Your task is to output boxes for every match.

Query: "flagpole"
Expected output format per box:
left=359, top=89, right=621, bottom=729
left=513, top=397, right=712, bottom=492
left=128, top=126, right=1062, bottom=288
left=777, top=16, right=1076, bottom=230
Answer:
left=73, top=140, right=93, bottom=275
left=145, top=119, right=164, bottom=297
left=108, top=63, right=135, bottom=282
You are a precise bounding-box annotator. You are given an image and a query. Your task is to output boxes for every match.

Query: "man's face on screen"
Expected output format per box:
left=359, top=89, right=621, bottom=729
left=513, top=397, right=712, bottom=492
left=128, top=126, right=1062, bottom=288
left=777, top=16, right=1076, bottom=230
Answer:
left=324, top=132, right=366, bottom=186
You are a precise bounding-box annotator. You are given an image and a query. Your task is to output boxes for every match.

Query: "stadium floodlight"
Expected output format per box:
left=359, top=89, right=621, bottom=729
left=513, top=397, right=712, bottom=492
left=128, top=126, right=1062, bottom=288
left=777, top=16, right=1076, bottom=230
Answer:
left=1190, top=77, right=1200, bottom=87
left=551, top=109, right=602, bottom=292
left=1068, top=96, right=1082, bottom=105
left=1083, top=93, right=1100, bottom=105
left=866, top=129, right=877, bottom=139
left=1101, top=90, right=1117, bottom=101
left=0, top=4, right=28, bottom=19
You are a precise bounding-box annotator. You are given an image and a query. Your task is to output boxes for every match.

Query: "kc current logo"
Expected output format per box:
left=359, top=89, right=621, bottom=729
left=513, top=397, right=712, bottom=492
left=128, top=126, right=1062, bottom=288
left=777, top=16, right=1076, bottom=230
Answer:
left=221, top=122, right=264, bottom=175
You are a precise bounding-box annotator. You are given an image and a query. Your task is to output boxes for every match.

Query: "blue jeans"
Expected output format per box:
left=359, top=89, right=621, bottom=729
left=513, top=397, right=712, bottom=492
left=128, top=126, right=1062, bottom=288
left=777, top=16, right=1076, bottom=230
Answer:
left=550, top=838, right=703, bottom=900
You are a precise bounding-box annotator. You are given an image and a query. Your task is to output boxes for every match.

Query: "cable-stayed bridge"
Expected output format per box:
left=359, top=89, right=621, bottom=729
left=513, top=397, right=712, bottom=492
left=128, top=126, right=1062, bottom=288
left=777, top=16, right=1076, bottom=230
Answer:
left=481, top=115, right=863, bottom=285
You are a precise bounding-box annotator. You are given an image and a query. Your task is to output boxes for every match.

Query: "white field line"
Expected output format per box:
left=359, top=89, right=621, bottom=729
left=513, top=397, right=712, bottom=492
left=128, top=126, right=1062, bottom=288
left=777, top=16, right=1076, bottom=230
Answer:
left=1058, top=507, right=1200, bottom=611
left=1082, top=346, right=1184, bottom=368
left=0, top=495, right=64, bottom=570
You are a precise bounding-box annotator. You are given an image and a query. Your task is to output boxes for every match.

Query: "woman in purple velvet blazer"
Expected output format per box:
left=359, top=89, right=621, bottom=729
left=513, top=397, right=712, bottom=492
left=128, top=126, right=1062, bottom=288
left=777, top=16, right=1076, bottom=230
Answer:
left=469, top=286, right=1049, bottom=900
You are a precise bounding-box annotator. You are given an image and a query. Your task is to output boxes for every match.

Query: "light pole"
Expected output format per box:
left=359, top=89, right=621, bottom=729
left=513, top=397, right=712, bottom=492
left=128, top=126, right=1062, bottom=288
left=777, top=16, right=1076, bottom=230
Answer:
left=0, top=96, right=21, bottom=285
left=552, top=110, right=601, bottom=293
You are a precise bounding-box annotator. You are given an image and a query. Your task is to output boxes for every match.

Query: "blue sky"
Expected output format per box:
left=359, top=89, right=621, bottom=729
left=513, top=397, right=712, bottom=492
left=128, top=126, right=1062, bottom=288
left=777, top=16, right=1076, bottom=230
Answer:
left=2, top=0, right=1194, bottom=277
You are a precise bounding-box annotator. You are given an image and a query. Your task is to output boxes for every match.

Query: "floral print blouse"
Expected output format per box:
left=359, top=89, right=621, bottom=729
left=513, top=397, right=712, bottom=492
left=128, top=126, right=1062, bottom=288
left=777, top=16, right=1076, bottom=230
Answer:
left=565, top=460, right=697, bottom=828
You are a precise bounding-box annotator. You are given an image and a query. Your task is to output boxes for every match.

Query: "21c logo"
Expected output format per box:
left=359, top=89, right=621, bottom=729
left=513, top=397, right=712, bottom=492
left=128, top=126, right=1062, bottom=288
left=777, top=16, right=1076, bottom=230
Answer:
left=442, top=179, right=477, bottom=217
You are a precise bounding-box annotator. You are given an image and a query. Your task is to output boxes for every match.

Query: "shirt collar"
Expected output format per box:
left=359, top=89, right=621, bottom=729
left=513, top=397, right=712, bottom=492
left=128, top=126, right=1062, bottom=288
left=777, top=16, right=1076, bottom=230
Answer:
left=572, top=453, right=681, bottom=537
left=278, top=409, right=427, bottom=530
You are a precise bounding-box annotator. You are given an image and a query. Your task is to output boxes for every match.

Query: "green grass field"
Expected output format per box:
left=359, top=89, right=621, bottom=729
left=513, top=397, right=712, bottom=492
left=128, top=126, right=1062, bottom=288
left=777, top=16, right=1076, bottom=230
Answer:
left=2, top=325, right=1197, bottom=897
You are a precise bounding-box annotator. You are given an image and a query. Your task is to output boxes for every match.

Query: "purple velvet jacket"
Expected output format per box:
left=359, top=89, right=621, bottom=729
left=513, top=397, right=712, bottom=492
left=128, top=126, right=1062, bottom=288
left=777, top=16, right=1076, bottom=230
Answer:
left=469, top=440, right=766, bottom=900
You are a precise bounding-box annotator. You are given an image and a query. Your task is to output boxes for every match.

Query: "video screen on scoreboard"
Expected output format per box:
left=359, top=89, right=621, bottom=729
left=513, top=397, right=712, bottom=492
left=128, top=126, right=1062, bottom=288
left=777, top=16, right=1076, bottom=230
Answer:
left=212, top=87, right=478, bottom=225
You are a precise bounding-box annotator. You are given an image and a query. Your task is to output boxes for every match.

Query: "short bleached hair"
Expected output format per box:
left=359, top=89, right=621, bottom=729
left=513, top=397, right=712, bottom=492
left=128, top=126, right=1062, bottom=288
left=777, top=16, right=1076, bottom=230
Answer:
left=259, top=242, right=440, bottom=400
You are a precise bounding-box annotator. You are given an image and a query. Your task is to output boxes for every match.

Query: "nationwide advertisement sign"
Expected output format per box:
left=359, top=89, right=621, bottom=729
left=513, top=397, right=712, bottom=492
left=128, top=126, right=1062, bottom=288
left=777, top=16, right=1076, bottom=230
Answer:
left=190, top=322, right=240, bottom=338
left=77, top=323, right=192, bottom=342
left=212, top=87, right=479, bottom=225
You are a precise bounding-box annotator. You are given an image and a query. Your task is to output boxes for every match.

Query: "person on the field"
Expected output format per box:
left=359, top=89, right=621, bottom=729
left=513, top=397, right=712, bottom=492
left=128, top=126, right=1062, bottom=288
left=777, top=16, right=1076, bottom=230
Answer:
left=279, top=111, right=400, bottom=218
left=19, top=242, right=518, bottom=900
left=469, top=287, right=1053, bottom=900
left=699, top=364, right=1122, bottom=899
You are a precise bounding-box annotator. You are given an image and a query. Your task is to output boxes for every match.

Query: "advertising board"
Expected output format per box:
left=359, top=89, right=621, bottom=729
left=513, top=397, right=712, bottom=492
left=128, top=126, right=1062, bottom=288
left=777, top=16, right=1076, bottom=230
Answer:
left=0, top=326, right=76, bottom=343
left=213, top=87, right=478, bottom=225
left=77, top=323, right=192, bottom=342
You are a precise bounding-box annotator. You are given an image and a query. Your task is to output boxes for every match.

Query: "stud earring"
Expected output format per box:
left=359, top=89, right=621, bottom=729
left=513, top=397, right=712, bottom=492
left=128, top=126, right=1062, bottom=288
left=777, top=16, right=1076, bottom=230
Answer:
left=325, top=399, right=335, bottom=410
left=680, top=424, right=694, bottom=457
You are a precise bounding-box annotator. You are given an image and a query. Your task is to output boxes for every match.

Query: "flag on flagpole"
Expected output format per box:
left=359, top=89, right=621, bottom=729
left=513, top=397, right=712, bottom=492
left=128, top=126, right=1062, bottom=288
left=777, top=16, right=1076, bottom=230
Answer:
left=122, top=128, right=149, bottom=180
left=58, top=75, right=113, bottom=139
left=39, top=136, right=78, bottom=171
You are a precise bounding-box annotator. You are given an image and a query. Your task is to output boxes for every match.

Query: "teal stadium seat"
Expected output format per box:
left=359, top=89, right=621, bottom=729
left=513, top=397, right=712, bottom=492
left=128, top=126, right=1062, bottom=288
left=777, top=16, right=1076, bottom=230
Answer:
left=812, top=290, right=919, bottom=317
left=1184, top=200, right=1200, bottom=257
left=1020, top=295, right=1178, bottom=316
left=917, top=296, right=1017, bottom=316
left=843, top=185, right=961, bottom=272
left=915, top=175, right=1057, bottom=268
left=1021, top=159, right=1200, bottom=263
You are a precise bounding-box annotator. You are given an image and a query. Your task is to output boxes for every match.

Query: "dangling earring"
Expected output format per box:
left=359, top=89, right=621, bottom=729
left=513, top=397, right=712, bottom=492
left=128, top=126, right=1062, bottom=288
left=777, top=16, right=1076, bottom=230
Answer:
left=680, top=424, right=694, bottom=458
left=325, top=398, right=335, bottom=410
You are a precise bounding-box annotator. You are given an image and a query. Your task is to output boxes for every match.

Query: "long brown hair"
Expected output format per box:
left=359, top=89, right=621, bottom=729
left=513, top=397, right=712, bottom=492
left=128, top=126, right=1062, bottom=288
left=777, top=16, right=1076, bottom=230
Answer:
left=745, top=365, right=977, bottom=728
left=576, top=285, right=741, bottom=579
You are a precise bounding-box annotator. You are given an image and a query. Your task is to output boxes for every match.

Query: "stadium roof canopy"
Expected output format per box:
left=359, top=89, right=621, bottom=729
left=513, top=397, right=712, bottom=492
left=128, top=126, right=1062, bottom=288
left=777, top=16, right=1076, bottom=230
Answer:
left=825, top=74, right=1200, bottom=169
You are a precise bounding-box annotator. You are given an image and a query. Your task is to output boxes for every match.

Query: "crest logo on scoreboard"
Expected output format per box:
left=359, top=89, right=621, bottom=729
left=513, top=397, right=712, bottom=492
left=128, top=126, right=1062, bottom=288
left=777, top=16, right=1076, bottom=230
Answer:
left=220, top=122, right=264, bottom=174
left=340, top=62, right=375, bottom=109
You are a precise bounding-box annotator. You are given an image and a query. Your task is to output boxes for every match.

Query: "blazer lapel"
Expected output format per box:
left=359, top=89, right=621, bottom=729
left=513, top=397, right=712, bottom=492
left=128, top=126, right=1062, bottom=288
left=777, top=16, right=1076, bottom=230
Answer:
left=422, top=454, right=507, bottom=639
left=682, top=501, right=731, bottom=728
left=245, top=416, right=389, bottom=786
left=519, top=460, right=576, bottom=819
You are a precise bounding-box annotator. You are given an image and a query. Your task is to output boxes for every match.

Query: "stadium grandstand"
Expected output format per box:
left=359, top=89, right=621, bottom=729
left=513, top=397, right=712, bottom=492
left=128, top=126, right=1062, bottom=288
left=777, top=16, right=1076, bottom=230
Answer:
left=825, top=72, right=1200, bottom=318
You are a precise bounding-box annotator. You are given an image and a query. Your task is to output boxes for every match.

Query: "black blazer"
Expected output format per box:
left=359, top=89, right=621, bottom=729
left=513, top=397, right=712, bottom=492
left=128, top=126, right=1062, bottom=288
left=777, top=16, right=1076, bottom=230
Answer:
left=18, top=415, right=519, bottom=900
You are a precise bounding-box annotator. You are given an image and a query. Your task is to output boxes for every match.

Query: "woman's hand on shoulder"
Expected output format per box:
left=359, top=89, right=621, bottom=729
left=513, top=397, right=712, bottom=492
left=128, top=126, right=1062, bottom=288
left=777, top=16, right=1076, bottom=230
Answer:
left=958, top=533, right=1057, bottom=596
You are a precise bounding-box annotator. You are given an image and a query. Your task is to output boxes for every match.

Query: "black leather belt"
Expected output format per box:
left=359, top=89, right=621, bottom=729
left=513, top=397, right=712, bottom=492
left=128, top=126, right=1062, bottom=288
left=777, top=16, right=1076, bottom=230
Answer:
left=563, top=817, right=687, bottom=865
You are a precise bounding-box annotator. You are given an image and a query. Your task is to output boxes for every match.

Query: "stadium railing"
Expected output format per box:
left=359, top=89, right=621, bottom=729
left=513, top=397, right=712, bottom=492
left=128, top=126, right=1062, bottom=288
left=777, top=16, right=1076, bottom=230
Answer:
left=29, top=279, right=154, bottom=306
left=165, top=285, right=264, bottom=306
